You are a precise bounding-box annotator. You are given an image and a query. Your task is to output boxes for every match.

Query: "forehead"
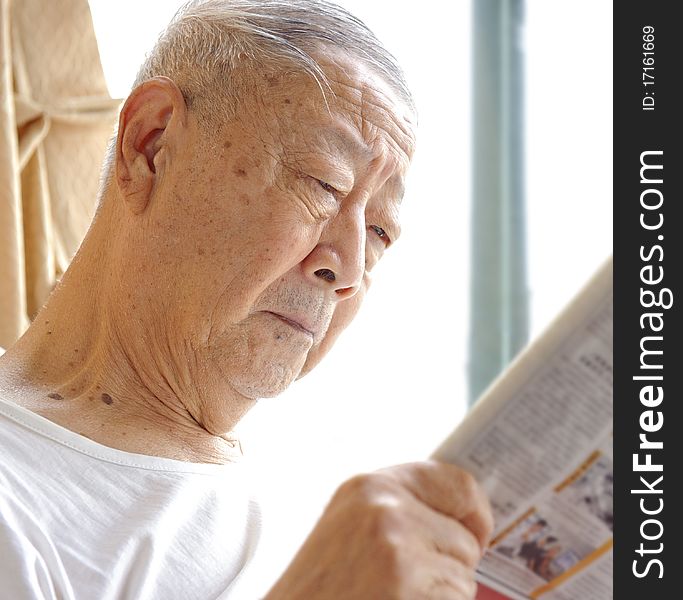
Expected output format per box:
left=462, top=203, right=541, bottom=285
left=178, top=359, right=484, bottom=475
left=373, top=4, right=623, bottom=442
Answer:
left=253, top=50, right=416, bottom=172
left=317, top=50, right=416, bottom=158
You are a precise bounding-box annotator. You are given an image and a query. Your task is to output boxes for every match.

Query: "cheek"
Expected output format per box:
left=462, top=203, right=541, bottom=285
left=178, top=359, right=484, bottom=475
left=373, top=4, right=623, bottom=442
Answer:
left=172, top=198, right=320, bottom=309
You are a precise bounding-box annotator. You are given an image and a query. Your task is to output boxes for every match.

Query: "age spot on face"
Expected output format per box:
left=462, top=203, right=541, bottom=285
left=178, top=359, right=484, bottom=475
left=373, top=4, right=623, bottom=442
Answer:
left=264, top=74, right=280, bottom=88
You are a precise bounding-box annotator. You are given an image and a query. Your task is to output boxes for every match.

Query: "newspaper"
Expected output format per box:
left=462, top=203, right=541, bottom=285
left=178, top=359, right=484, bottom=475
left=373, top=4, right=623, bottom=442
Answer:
left=432, top=257, right=613, bottom=600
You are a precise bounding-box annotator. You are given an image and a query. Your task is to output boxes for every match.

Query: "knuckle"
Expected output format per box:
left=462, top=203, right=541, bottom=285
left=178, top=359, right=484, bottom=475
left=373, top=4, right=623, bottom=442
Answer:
left=461, top=533, right=484, bottom=567
left=365, top=498, right=405, bottom=543
left=334, top=473, right=367, bottom=498
left=370, top=528, right=407, bottom=591
left=336, top=471, right=393, bottom=500
left=410, top=461, right=440, bottom=489
left=454, top=468, right=480, bottom=506
left=336, top=474, right=407, bottom=538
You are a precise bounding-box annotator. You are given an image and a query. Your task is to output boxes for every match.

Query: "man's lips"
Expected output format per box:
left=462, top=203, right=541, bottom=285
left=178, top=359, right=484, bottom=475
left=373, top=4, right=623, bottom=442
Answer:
left=263, top=311, right=315, bottom=337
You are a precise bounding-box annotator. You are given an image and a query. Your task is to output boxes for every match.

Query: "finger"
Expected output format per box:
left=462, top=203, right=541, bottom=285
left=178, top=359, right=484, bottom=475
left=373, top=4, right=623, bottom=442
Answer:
left=382, top=461, right=494, bottom=551
left=418, top=552, right=479, bottom=600
left=401, top=493, right=483, bottom=568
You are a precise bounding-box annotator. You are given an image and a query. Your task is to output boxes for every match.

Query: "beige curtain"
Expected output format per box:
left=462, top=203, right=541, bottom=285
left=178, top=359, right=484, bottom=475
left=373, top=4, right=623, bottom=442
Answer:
left=0, top=0, right=120, bottom=348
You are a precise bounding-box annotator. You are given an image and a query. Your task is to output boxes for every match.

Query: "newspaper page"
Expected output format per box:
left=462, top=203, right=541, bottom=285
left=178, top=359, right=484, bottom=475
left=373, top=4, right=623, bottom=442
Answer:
left=432, top=257, right=613, bottom=600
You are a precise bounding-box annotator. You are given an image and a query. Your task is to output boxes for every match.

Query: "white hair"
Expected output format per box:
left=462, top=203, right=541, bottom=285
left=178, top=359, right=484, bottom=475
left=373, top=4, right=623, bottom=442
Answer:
left=97, top=0, right=414, bottom=202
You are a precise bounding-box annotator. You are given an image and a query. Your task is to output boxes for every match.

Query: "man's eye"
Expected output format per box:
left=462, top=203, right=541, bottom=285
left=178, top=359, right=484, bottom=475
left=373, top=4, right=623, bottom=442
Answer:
left=369, top=225, right=388, bottom=242
left=318, top=180, right=337, bottom=194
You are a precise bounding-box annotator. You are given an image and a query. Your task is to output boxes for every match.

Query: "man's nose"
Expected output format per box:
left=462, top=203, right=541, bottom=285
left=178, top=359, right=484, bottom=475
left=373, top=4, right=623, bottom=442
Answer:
left=300, top=205, right=366, bottom=300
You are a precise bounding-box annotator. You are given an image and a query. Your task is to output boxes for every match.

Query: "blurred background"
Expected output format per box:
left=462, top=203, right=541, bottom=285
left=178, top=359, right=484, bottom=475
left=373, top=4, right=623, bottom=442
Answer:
left=5, top=0, right=612, bottom=582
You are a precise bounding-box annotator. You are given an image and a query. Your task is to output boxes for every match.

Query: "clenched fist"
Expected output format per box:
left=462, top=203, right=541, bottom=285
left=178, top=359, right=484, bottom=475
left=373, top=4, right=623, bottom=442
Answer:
left=265, top=461, right=494, bottom=600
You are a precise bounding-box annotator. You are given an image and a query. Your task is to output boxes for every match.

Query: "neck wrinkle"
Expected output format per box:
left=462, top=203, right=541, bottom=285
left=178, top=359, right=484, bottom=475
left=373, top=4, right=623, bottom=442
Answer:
left=0, top=209, right=243, bottom=465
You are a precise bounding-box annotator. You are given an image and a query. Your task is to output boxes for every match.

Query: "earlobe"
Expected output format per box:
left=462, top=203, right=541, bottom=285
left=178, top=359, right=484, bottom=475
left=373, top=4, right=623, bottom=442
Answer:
left=115, top=77, right=187, bottom=215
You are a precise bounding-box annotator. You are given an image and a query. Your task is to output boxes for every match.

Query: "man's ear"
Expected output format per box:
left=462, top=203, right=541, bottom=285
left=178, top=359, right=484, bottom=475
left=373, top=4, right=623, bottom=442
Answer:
left=115, top=76, right=187, bottom=214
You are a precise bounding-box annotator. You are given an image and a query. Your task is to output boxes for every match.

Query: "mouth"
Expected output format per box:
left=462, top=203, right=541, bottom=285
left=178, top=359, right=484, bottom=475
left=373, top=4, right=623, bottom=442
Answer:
left=263, top=311, right=315, bottom=338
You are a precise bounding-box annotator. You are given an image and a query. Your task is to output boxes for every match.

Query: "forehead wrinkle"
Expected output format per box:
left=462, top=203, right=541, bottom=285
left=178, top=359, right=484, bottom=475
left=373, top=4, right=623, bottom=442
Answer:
left=308, top=123, right=372, bottom=164
left=324, top=76, right=415, bottom=161
left=360, top=92, right=415, bottom=153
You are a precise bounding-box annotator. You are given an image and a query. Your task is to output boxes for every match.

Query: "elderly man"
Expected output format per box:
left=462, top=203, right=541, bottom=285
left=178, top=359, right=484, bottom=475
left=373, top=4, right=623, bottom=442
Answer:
left=0, top=0, right=493, bottom=598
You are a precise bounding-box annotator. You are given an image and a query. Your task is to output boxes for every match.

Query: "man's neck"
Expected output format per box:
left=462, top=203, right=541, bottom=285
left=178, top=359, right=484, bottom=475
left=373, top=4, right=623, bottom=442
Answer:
left=0, top=216, right=247, bottom=465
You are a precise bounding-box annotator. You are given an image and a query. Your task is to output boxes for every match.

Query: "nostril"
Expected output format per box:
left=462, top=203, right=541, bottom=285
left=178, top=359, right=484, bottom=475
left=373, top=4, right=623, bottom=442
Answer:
left=314, top=268, right=336, bottom=282
left=335, top=286, right=355, bottom=297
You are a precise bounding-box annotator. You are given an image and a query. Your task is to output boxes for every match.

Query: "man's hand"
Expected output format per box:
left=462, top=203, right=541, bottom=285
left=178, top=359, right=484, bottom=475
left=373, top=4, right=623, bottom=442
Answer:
left=265, top=461, right=494, bottom=600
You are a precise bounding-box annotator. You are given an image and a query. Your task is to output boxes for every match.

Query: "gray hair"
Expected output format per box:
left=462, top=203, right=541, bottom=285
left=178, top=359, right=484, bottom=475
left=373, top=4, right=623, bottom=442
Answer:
left=97, top=0, right=414, bottom=201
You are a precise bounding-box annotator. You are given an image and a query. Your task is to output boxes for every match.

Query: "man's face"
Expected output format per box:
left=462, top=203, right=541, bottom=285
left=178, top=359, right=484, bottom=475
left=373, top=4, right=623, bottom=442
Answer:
left=142, top=51, right=415, bottom=404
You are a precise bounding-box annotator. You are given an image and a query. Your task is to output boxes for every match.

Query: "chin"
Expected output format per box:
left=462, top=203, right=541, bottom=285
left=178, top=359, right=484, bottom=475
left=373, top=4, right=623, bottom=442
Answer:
left=209, top=318, right=314, bottom=399
left=227, top=358, right=307, bottom=399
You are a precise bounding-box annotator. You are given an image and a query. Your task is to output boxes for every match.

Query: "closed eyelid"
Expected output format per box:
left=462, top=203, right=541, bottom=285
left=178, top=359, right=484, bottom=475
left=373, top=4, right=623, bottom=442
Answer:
left=314, top=168, right=353, bottom=193
left=318, top=179, right=337, bottom=194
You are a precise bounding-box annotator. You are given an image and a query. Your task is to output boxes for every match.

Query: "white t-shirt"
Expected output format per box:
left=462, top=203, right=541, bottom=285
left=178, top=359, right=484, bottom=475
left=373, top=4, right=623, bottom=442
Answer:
left=0, top=397, right=262, bottom=600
